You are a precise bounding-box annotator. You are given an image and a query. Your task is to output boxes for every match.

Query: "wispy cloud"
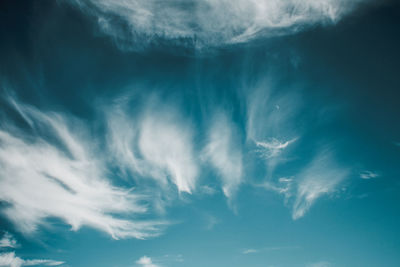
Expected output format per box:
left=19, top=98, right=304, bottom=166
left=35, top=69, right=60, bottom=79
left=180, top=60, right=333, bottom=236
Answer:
left=0, top=233, right=18, bottom=249
left=138, top=110, right=198, bottom=194
left=106, top=99, right=199, bottom=194
left=256, top=138, right=297, bottom=159
left=0, top=98, right=163, bottom=239
left=242, top=249, right=259, bottom=254
left=260, top=177, right=294, bottom=202
left=306, top=261, right=332, bottom=267
left=246, top=84, right=299, bottom=143
left=72, top=0, right=366, bottom=49
left=246, top=84, right=300, bottom=178
left=0, top=252, right=64, bottom=267
left=202, top=113, right=243, bottom=199
left=292, top=149, right=349, bottom=219
left=204, top=214, right=220, bottom=230
left=136, top=256, right=160, bottom=267
left=199, top=185, right=218, bottom=196
left=360, top=170, right=379, bottom=179
left=242, top=246, right=299, bottom=254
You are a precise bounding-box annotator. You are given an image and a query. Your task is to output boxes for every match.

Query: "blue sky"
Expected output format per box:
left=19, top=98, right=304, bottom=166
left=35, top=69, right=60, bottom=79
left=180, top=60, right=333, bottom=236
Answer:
left=0, top=0, right=400, bottom=266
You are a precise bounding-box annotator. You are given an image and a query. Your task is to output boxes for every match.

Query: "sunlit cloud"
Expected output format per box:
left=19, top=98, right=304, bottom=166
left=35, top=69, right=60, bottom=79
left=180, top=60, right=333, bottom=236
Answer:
left=0, top=252, right=64, bottom=267
left=138, top=110, right=198, bottom=194
left=0, top=98, right=163, bottom=239
left=255, top=138, right=297, bottom=159
left=106, top=99, right=198, bottom=194
left=71, top=0, right=366, bottom=49
left=202, top=113, right=243, bottom=199
left=136, top=256, right=160, bottom=267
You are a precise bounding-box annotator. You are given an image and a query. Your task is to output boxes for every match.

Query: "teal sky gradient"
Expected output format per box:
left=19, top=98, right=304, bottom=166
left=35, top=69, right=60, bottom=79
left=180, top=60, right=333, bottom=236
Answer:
left=0, top=1, right=399, bottom=267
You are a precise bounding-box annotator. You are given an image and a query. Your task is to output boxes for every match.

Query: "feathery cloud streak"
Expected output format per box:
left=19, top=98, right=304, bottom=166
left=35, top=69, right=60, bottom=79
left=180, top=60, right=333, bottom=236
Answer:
left=202, top=113, right=243, bottom=199
left=256, top=138, right=297, bottom=159
left=0, top=99, right=162, bottom=239
left=106, top=99, right=198, bottom=194
left=292, top=149, right=349, bottom=219
left=0, top=252, right=64, bottom=267
left=72, top=0, right=366, bottom=49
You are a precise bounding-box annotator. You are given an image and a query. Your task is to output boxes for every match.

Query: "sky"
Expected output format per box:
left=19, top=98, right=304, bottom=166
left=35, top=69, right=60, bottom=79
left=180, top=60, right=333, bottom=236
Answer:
left=0, top=0, right=400, bottom=266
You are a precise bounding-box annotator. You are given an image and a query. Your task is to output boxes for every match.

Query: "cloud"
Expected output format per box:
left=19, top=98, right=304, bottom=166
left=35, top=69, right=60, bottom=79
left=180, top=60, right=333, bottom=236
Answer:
left=199, top=185, right=218, bottom=196
left=136, top=256, right=160, bottom=267
left=106, top=101, right=198, bottom=194
left=242, top=249, right=258, bottom=254
left=306, top=261, right=332, bottom=267
left=0, top=99, right=163, bottom=239
left=242, top=246, right=299, bottom=254
left=256, top=138, right=297, bottom=159
left=246, top=84, right=300, bottom=178
left=0, top=252, right=64, bottom=267
left=162, top=254, right=184, bottom=263
left=204, top=214, right=219, bottom=230
left=292, top=149, right=349, bottom=219
left=0, top=233, right=18, bottom=249
left=360, top=170, right=379, bottom=179
left=246, top=86, right=299, bottom=144
left=260, top=177, right=294, bottom=202
left=202, top=113, right=243, bottom=199
left=71, top=0, right=366, bottom=49
left=138, top=110, right=198, bottom=193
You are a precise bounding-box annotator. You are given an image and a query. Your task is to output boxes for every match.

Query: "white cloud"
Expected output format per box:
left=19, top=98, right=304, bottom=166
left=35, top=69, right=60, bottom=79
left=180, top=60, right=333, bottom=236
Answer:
left=136, top=256, right=160, bottom=267
left=138, top=110, right=198, bottom=193
left=0, top=252, right=64, bottom=267
left=256, top=138, right=297, bottom=159
left=0, top=233, right=18, bottom=249
left=246, top=82, right=298, bottom=143
left=292, top=150, right=349, bottom=219
left=106, top=102, right=198, bottom=194
left=0, top=99, right=163, bottom=239
left=360, top=170, right=379, bottom=179
left=72, top=0, right=365, bottom=49
left=202, top=113, right=243, bottom=199
left=246, top=84, right=300, bottom=178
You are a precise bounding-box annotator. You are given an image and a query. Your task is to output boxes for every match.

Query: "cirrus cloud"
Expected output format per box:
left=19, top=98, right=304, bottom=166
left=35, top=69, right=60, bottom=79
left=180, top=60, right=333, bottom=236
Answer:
left=71, top=0, right=367, bottom=50
left=0, top=98, right=163, bottom=240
